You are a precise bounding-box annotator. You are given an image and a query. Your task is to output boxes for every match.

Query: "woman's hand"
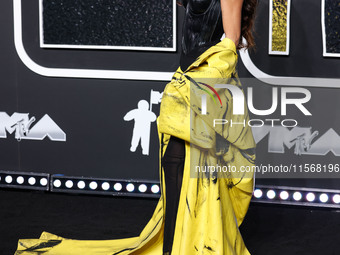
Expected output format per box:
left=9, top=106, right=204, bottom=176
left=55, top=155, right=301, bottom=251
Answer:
left=220, top=0, right=244, bottom=47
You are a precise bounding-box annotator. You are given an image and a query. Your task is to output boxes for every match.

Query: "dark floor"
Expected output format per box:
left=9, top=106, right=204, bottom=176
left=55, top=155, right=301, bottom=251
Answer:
left=1, top=189, right=339, bottom=255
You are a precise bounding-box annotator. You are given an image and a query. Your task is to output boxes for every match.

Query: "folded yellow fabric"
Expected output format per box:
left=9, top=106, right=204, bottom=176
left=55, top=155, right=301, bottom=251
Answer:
left=14, top=37, right=256, bottom=255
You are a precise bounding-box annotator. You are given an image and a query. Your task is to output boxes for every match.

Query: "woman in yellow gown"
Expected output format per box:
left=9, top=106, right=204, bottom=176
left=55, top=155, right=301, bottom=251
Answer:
left=15, top=0, right=258, bottom=254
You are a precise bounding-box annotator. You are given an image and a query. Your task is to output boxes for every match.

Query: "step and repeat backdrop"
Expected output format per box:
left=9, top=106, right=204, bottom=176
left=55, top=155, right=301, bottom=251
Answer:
left=1, top=0, right=340, bottom=192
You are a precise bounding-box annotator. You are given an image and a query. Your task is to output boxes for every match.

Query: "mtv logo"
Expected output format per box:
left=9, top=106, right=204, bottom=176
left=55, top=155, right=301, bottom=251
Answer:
left=0, top=112, right=66, bottom=141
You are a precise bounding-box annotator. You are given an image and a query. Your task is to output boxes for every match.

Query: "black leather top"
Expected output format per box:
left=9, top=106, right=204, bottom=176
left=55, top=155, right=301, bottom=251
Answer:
left=179, top=0, right=224, bottom=71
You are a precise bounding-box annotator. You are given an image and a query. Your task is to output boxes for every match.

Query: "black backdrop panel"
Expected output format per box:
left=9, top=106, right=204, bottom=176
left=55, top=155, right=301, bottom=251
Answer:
left=23, top=0, right=179, bottom=71
left=238, top=0, right=340, bottom=78
left=42, top=0, right=174, bottom=48
left=237, top=0, right=340, bottom=189
left=1, top=0, right=340, bottom=190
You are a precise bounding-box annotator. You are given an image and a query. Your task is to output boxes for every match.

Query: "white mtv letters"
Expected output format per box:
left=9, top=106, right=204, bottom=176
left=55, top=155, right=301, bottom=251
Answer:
left=0, top=112, right=66, bottom=141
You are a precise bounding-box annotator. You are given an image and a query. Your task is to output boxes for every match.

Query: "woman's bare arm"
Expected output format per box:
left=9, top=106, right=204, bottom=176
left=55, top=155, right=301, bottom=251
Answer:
left=220, top=0, right=244, bottom=46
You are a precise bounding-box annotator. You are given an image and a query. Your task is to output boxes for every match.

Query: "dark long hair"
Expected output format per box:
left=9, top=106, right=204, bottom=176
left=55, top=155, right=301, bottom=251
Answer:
left=238, top=0, right=258, bottom=50
left=176, top=0, right=258, bottom=50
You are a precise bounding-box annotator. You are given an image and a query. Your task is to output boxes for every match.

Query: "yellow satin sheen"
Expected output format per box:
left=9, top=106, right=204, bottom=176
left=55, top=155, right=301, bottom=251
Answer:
left=14, top=37, right=256, bottom=255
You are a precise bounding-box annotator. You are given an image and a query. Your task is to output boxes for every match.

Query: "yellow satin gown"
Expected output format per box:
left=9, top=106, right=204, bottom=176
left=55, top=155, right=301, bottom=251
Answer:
left=14, top=37, right=256, bottom=255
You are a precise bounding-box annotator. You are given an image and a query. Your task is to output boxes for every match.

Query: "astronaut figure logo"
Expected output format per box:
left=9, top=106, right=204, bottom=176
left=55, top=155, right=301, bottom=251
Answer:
left=123, top=90, right=162, bottom=155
